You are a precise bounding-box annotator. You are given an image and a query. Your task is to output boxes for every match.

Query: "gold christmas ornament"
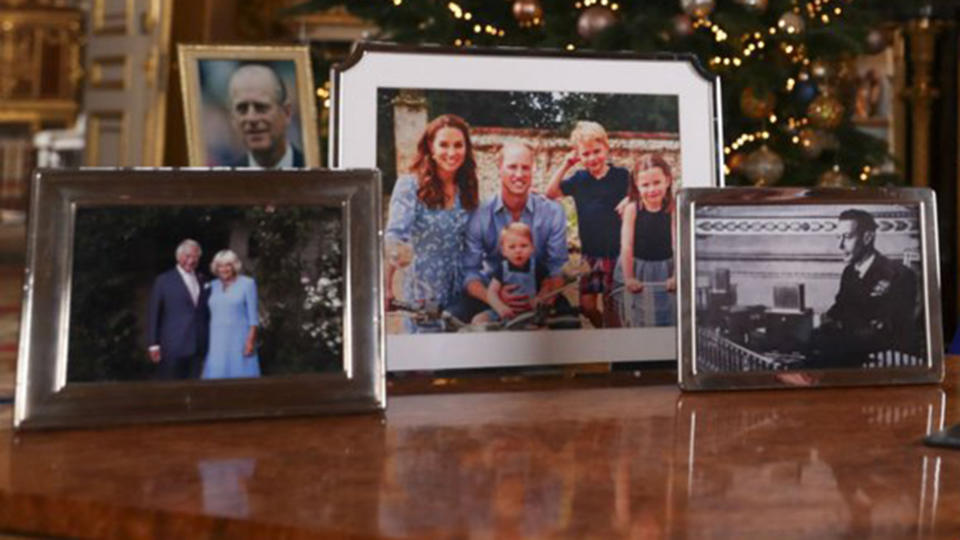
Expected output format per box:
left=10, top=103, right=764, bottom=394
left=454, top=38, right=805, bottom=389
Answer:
left=577, top=5, right=617, bottom=39
left=777, top=12, right=805, bottom=35
left=727, top=152, right=746, bottom=173
left=512, top=0, right=543, bottom=27
left=807, top=94, right=845, bottom=129
left=680, top=0, right=715, bottom=18
left=742, top=145, right=785, bottom=185
left=798, top=128, right=826, bottom=158
left=739, top=87, right=777, bottom=119
left=817, top=166, right=854, bottom=187
left=798, top=128, right=820, bottom=158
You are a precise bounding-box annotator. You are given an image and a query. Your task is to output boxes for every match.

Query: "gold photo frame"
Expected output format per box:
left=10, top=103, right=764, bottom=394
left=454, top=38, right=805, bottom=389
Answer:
left=178, top=44, right=321, bottom=168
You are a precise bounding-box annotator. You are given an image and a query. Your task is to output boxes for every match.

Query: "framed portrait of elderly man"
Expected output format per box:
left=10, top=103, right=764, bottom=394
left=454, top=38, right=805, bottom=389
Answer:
left=677, top=187, right=944, bottom=391
left=178, top=44, right=320, bottom=168
left=331, top=42, right=724, bottom=371
left=14, top=169, right=384, bottom=429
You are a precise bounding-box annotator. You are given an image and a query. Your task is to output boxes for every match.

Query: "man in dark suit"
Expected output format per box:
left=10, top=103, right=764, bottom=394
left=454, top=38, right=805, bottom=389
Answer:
left=147, top=239, right=209, bottom=379
left=807, top=208, right=919, bottom=368
left=227, top=63, right=304, bottom=168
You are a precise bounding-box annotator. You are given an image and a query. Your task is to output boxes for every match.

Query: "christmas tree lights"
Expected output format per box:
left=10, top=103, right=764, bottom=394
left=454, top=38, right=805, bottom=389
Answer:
left=288, top=0, right=917, bottom=186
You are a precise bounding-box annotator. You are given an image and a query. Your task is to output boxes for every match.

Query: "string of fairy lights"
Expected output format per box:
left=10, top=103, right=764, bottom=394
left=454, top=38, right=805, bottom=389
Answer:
left=682, top=0, right=874, bottom=184
left=314, top=0, right=885, bottom=184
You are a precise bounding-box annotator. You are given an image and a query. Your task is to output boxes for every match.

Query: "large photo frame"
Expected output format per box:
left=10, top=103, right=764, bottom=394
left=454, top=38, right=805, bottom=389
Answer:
left=178, top=44, right=321, bottom=168
left=14, top=169, right=384, bottom=429
left=677, top=187, right=943, bottom=390
left=332, top=42, right=724, bottom=371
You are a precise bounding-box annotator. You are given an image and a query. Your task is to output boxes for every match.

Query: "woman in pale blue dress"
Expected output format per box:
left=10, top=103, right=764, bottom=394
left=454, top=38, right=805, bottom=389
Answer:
left=202, top=249, right=261, bottom=379
left=385, top=114, right=480, bottom=333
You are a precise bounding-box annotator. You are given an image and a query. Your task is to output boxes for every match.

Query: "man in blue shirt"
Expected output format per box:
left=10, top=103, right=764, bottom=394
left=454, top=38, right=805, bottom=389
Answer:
left=452, top=142, right=569, bottom=324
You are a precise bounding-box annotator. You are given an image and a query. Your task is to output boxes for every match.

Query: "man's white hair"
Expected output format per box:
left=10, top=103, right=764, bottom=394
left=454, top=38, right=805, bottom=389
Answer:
left=175, top=239, right=202, bottom=259
left=227, top=63, right=287, bottom=106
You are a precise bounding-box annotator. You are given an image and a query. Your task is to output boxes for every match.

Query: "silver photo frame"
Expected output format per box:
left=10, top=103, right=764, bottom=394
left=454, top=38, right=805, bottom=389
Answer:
left=677, top=187, right=943, bottom=390
left=15, top=169, right=385, bottom=429
left=332, top=41, right=724, bottom=371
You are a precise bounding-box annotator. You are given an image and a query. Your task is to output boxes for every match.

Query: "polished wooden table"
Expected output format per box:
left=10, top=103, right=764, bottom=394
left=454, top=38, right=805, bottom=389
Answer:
left=2, top=362, right=960, bottom=539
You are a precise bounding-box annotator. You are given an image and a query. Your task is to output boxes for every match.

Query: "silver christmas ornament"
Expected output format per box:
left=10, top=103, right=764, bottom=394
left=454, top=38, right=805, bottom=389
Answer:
left=680, top=0, right=715, bottom=18
left=817, top=166, right=854, bottom=187
left=742, top=145, right=785, bottom=186
left=672, top=14, right=694, bottom=37
left=734, top=0, right=768, bottom=12
left=777, top=12, right=805, bottom=35
left=577, top=6, right=617, bottom=39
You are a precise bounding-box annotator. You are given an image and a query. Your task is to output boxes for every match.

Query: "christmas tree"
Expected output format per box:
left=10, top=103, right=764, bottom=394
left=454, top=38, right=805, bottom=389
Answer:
left=291, top=0, right=921, bottom=186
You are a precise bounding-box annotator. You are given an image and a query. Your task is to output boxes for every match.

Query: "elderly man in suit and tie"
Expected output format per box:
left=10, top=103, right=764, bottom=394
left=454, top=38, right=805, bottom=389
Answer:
left=147, top=239, right=210, bottom=379
left=227, top=63, right=304, bottom=169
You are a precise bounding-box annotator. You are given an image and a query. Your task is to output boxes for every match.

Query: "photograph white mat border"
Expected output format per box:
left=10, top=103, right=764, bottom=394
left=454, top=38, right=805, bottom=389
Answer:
left=333, top=44, right=723, bottom=371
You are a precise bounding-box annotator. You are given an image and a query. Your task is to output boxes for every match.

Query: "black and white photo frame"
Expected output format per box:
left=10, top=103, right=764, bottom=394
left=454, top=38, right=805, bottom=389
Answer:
left=677, top=187, right=943, bottom=390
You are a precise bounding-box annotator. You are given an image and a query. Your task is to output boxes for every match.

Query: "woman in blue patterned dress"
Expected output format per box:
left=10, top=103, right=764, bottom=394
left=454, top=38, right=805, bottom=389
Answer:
left=202, top=249, right=261, bottom=378
left=385, top=114, right=480, bottom=333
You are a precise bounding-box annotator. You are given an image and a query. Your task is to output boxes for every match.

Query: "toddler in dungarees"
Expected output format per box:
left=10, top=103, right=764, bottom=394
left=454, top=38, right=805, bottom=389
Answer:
left=472, top=222, right=548, bottom=324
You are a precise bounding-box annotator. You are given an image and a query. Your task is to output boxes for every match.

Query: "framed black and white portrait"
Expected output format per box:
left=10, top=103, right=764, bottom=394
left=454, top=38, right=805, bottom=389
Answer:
left=677, top=187, right=943, bottom=390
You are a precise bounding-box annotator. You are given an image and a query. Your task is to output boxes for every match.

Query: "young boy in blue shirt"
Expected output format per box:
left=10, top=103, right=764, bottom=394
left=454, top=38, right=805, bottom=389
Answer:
left=546, top=121, right=629, bottom=329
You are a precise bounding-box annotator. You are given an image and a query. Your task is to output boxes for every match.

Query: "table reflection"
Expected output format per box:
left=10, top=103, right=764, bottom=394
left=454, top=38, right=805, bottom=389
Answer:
left=6, top=416, right=389, bottom=534
left=197, top=458, right=256, bottom=518
left=1, top=381, right=956, bottom=537
left=670, top=386, right=944, bottom=537
left=377, top=388, right=677, bottom=538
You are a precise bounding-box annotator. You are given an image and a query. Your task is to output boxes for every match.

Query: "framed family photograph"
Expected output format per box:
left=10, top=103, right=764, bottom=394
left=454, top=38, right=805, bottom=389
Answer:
left=677, top=187, right=943, bottom=391
left=331, top=42, right=724, bottom=371
left=178, top=44, right=321, bottom=168
left=14, top=169, right=384, bottom=429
